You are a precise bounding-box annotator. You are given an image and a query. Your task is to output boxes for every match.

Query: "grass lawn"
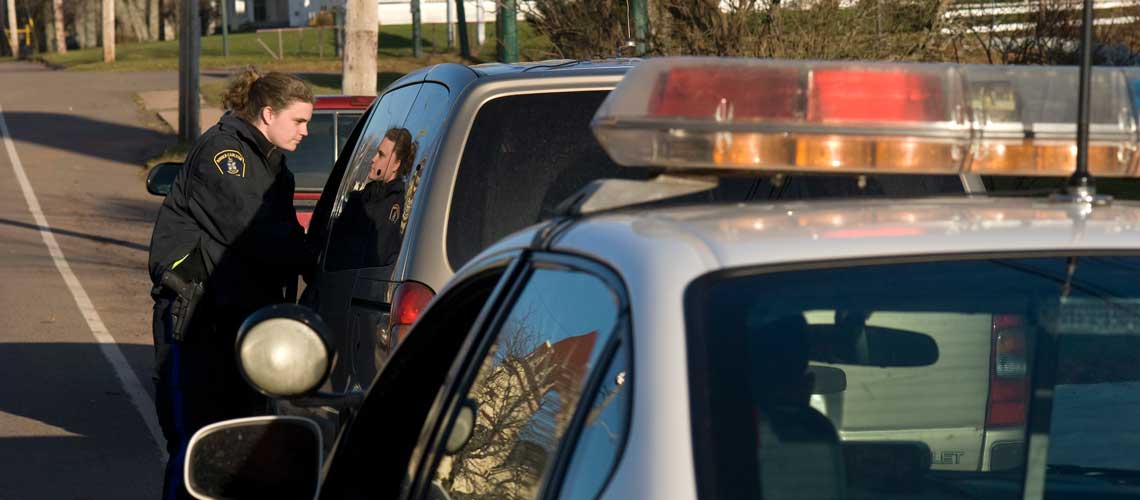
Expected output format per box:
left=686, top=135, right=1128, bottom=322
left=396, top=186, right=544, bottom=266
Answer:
left=39, top=22, right=554, bottom=73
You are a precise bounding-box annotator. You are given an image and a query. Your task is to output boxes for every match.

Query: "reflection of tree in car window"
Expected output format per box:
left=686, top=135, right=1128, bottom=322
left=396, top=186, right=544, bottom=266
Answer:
left=434, top=269, right=619, bottom=499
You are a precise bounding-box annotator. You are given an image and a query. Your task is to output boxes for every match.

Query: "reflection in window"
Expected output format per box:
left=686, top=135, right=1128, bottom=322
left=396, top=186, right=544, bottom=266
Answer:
left=324, top=84, right=418, bottom=272
left=434, top=267, right=620, bottom=499
left=559, top=342, right=631, bottom=500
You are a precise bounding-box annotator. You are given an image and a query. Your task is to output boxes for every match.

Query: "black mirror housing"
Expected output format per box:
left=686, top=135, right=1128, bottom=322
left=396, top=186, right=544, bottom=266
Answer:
left=185, top=416, right=321, bottom=500
left=146, top=162, right=182, bottom=196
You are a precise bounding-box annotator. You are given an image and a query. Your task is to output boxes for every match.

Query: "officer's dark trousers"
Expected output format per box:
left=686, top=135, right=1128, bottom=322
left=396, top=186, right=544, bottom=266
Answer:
left=153, top=296, right=267, bottom=500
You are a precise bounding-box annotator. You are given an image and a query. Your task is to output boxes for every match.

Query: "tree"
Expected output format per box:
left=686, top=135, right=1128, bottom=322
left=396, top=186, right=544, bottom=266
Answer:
left=102, top=0, right=113, bottom=62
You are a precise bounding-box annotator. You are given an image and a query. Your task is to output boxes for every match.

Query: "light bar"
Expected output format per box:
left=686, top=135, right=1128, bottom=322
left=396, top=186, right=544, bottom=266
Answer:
left=592, top=57, right=1140, bottom=177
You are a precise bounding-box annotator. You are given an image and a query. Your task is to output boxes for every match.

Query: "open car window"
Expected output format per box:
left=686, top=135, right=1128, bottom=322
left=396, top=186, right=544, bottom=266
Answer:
left=686, top=255, right=1140, bottom=500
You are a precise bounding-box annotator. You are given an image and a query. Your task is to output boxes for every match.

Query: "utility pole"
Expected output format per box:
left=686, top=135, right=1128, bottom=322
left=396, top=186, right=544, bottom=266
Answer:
left=343, top=0, right=377, bottom=95
left=179, top=0, right=200, bottom=142
left=411, top=0, right=421, bottom=58
left=103, top=0, right=115, bottom=62
left=476, top=0, right=485, bottom=46
left=497, top=0, right=517, bottom=63
left=455, top=0, right=469, bottom=58
left=6, top=0, right=16, bottom=57
left=53, top=0, right=66, bottom=53
left=220, top=0, right=229, bottom=57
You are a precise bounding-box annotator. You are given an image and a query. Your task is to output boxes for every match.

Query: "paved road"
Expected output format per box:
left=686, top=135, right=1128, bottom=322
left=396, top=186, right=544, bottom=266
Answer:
left=0, top=61, right=222, bottom=499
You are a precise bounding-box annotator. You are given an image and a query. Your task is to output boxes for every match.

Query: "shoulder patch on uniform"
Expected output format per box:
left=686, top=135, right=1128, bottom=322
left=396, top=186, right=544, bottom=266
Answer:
left=389, top=203, right=400, bottom=223
left=212, top=150, right=246, bottom=177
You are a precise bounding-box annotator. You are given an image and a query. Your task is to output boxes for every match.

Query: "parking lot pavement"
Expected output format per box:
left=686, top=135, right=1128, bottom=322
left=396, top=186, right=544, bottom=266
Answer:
left=0, top=61, right=224, bottom=499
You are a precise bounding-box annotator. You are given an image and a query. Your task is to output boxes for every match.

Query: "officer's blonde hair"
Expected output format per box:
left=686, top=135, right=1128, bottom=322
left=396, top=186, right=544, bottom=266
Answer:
left=223, top=67, right=314, bottom=122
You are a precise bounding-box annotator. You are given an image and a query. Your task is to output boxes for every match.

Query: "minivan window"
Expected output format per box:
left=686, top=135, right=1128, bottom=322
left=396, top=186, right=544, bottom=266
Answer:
left=324, top=84, right=420, bottom=272
left=445, top=91, right=966, bottom=270
left=686, top=256, right=1140, bottom=500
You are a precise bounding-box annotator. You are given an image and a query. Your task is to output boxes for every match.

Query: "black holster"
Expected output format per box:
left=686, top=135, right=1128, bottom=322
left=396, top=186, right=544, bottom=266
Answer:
left=160, top=270, right=205, bottom=342
left=156, top=245, right=208, bottom=342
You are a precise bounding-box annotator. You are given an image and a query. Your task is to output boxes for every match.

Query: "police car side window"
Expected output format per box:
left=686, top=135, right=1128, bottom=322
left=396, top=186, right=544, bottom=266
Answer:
left=556, top=341, right=631, bottom=500
left=429, top=264, right=622, bottom=500
left=324, top=84, right=421, bottom=272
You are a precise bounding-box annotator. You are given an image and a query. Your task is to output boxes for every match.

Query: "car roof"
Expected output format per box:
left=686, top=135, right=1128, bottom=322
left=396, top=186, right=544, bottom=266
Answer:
left=474, top=196, right=1140, bottom=281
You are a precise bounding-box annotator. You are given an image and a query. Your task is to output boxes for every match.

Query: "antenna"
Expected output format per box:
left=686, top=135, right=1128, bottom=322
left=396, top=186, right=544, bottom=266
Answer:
left=1069, top=0, right=1096, bottom=195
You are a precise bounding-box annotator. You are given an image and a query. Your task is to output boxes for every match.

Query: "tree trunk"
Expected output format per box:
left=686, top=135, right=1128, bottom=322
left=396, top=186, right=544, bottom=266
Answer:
left=103, top=0, right=115, bottom=61
left=6, top=0, right=16, bottom=56
left=53, top=0, right=67, bottom=52
left=118, top=0, right=151, bottom=41
left=342, top=0, right=378, bottom=95
left=149, top=0, right=160, bottom=39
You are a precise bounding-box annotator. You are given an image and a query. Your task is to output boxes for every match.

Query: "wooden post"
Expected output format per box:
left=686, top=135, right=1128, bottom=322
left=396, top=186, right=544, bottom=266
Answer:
left=7, top=0, right=18, bottom=56
left=53, top=0, right=67, bottom=53
left=103, top=0, right=115, bottom=62
left=342, top=0, right=377, bottom=95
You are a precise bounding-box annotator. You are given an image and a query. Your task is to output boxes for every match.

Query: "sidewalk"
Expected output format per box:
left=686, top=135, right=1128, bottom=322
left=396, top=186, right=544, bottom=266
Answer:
left=137, top=90, right=224, bottom=135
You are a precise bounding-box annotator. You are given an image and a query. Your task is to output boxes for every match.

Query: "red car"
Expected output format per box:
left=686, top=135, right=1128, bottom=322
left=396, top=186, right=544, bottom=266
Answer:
left=284, top=95, right=372, bottom=230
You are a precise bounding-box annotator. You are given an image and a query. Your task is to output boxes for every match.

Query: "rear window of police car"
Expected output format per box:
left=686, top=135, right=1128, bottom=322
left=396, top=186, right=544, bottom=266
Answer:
left=686, top=255, right=1140, bottom=500
left=445, top=92, right=967, bottom=270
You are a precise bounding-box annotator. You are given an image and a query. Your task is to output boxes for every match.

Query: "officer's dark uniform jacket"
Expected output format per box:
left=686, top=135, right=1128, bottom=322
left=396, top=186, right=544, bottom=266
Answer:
left=148, top=113, right=309, bottom=309
left=337, top=177, right=405, bottom=269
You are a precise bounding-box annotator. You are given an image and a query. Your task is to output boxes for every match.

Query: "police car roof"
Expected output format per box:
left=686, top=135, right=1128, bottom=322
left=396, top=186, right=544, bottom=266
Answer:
left=477, top=196, right=1140, bottom=279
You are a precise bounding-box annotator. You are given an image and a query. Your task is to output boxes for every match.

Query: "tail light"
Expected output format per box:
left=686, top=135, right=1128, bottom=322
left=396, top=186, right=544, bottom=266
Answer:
left=388, top=281, right=435, bottom=348
left=986, top=315, right=1028, bottom=427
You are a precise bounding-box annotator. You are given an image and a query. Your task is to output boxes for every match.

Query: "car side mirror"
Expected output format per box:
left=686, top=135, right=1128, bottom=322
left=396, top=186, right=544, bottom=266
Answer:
left=146, top=162, right=182, bottom=196
left=237, top=304, right=333, bottom=398
left=808, top=365, right=847, bottom=395
left=185, top=416, right=322, bottom=500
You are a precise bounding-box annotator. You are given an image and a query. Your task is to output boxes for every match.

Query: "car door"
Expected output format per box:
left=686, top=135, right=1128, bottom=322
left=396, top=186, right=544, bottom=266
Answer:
left=309, top=82, right=422, bottom=393
left=406, top=253, right=632, bottom=500
left=317, top=251, right=527, bottom=500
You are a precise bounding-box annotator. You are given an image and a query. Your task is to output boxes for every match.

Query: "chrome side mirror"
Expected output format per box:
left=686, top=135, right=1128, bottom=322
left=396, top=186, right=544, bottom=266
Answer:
left=146, top=161, right=182, bottom=196
left=237, top=304, right=332, bottom=398
left=185, top=416, right=321, bottom=500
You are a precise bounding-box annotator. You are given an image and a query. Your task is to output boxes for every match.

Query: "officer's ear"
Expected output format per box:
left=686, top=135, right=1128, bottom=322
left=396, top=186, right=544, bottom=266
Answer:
left=259, top=105, right=276, bottom=126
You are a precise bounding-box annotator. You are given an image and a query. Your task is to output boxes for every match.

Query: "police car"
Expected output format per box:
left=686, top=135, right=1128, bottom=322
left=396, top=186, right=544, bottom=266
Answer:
left=182, top=58, right=1140, bottom=500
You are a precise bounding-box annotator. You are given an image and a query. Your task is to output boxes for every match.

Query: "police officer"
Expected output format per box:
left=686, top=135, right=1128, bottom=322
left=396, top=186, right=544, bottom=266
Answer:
left=147, top=68, right=315, bottom=500
left=341, top=127, right=416, bottom=268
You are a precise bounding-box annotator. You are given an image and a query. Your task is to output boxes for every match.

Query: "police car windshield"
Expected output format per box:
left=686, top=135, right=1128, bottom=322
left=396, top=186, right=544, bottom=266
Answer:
left=445, top=91, right=966, bottom=270
left=685, top=255, right=1140, bottom=499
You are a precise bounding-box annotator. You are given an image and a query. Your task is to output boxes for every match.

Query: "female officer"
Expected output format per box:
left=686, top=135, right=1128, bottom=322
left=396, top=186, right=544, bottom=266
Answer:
left=147, top=67, right=316, bottom=500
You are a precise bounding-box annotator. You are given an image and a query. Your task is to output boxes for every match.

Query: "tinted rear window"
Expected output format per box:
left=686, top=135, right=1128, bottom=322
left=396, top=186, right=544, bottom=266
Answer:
left=686, top=256, right=1140, bottom=500
left=446, top=92, right=966, bottom=270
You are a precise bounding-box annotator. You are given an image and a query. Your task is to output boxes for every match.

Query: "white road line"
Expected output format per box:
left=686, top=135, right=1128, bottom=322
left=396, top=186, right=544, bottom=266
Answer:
left=0, top=103, right=167, bottom=460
